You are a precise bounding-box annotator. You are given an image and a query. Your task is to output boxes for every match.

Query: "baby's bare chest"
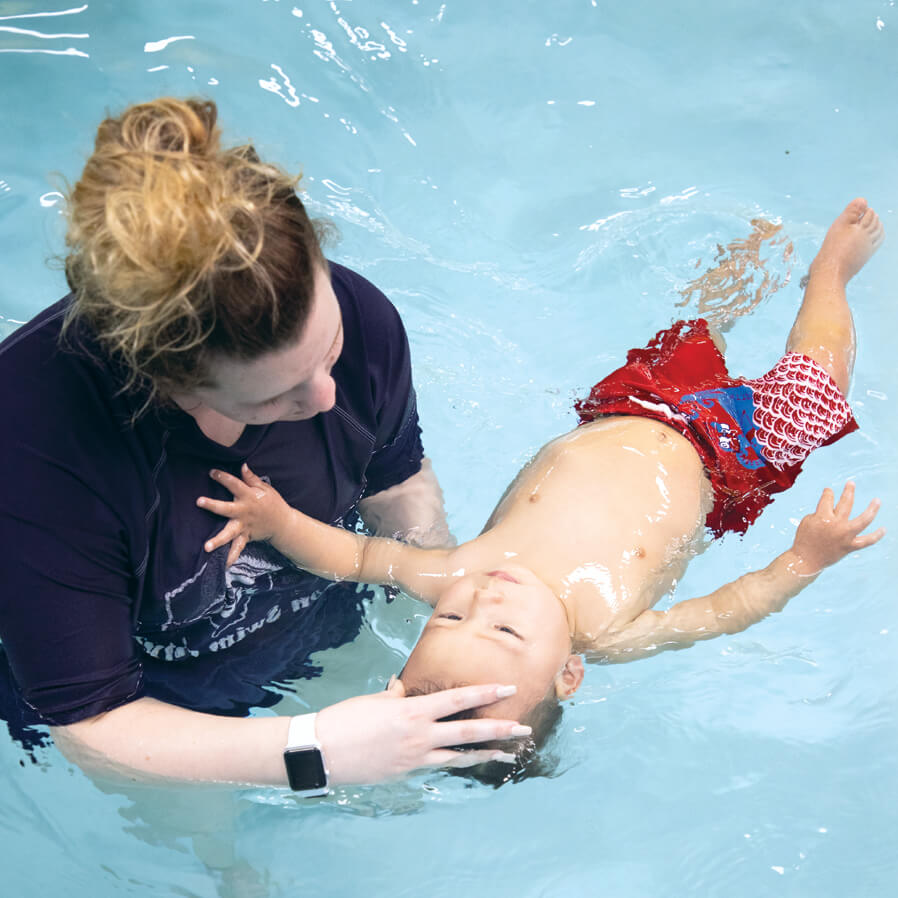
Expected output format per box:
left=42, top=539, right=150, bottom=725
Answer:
left=490, top=418, right=712, bottom=626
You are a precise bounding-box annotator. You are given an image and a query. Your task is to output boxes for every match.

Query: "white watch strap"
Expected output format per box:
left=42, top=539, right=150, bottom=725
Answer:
left=286, top=712, right=320, bottom=749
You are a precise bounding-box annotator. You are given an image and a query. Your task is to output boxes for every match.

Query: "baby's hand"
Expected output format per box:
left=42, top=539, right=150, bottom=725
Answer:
left=790, top=481, right=884, bottom=576
left=197, top=464, right=291, bottom=567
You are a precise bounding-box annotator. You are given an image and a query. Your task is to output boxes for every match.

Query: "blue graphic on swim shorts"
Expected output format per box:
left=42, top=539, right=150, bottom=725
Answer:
left=678, top=385, right=767, bottom=469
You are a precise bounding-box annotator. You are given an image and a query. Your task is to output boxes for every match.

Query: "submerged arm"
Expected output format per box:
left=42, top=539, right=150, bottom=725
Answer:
left=52, top=685, right=524, bottom=789
left=357, top=457, right=455, bottom=548
left=198, top=465, right=456, bottom=603
left=590, top=482, right=883, bottom=663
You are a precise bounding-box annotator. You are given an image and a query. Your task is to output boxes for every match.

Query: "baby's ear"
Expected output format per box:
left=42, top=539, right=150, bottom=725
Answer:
left=554, top=654, right=585, bottom=699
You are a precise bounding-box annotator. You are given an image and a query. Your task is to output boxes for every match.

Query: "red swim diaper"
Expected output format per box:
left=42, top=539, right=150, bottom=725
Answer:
left=574, top=319, right=857, bottom=536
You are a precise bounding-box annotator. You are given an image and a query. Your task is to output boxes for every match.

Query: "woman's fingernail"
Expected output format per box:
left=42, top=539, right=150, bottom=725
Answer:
left=496, top=685, right=517, bottom=698
left=510, top=725, right=532, bottom=737
left=491, top=751, right=517, bottom=764
left=386, top=675, right=397, bottom=690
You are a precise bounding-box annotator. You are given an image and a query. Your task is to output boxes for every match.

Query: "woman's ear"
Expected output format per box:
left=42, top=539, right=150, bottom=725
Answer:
left=554, top=654, right=585, bottom=699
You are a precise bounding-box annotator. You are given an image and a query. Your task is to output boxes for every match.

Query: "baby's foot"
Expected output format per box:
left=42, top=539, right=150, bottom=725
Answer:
left=809, top=198, right=884, bottom=285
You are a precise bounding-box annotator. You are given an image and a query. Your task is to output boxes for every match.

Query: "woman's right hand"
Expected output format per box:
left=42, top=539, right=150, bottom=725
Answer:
left=315, top=679, right=528, bottom=784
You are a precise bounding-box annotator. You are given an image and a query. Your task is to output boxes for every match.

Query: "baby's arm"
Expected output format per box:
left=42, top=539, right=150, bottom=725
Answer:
left=197, top=464, right=455, bottom=604
left=590, top=482, right=884, bottom=662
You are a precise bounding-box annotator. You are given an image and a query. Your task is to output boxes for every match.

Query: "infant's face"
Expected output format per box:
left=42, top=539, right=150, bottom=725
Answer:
left=401, top=566, right=574, bottom=718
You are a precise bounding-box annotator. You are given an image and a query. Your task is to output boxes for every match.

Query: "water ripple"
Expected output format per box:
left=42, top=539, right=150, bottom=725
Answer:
left=0, top=3, right=88, bottom=56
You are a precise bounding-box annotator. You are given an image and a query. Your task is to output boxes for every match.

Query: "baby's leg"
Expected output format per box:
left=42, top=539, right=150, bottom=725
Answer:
left=786, top=198, right=884, bottom=394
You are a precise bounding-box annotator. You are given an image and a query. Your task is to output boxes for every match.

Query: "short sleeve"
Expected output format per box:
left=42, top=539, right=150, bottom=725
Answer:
left=364, top=384, right=424, bottom=495
left=329, top=264, right=425, bottom=496
left=0, top=317, right=144, bottom=725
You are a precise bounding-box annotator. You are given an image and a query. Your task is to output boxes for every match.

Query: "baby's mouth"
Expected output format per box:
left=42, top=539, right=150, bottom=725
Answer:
left=486, top=570, right=520, bottom=584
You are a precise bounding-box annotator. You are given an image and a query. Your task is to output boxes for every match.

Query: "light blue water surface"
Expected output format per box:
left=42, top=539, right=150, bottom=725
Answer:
left=1, top=2, right=897, bottom=896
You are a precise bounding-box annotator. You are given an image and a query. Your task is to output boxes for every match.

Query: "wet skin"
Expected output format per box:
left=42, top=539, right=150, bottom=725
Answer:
left=400, top=566, right=579, bottom=720
left=200, top=199, right=885, bottom=712
left=399, top=415, right=711, bottom=701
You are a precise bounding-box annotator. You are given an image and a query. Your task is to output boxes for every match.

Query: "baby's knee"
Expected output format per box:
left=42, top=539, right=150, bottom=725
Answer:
left=786, top=325, right=855, bottom=394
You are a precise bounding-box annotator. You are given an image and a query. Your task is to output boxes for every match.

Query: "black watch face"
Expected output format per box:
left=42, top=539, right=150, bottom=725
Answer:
left=285, top=748, right=327, bottom=792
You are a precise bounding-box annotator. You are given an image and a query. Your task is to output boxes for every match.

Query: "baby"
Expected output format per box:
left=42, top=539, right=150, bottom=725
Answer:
left=198, top=199, right=884, bottom=741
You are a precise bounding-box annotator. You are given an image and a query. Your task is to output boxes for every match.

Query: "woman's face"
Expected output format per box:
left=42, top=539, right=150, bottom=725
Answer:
left=185, top=265, right=344, bottom=425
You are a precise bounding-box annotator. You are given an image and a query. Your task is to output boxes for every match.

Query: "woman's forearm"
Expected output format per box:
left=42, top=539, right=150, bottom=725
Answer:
left=52, top=697, right=291, bottom=786
left=357, top=457, right=454, bottom=548
left=51, top=684, right=529, bottom=789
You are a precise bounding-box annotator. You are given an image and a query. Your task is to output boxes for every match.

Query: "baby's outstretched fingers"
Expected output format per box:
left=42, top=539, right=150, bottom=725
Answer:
left=816, top=486, right=836, bottom=516
left=792, top=484, right=885, bottom=574
left=241, top=463, right=266, bottom=488
left=226, top=533, right=248, bottom=568
left=196, top=494, right=241, bottom=519
left=849, top=497, right=881, bottom=533
left=847, top=496, right=885, bottom=552
left=852, top=525, right=886, bottom=551
left=199, top=465, right=287, bottom=548
left=203, top=518, right=244, bottom=554
left=833, top=480, right=856, bottom=517
left=209, top=467, right=247, bottom=497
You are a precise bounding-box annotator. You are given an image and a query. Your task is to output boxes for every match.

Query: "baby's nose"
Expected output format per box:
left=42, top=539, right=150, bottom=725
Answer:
left=473, top=588, right=504, bottom=605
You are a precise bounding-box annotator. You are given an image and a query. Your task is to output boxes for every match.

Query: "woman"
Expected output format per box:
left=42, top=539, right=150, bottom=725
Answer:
left=0, top=98, right=522, bottom=790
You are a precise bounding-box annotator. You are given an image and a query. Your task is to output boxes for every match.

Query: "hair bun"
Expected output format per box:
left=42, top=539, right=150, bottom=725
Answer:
left=97, top=97, right=220, bottom=158
left=63, top=97, right=325, bottom=416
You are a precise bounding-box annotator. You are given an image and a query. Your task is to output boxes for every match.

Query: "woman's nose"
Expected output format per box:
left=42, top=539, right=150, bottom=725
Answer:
left=308, top=371, right=336, bottom=415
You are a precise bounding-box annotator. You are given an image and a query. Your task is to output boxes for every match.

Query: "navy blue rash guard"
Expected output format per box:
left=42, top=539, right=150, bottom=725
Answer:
left=0, top=262, right=424, bottom=747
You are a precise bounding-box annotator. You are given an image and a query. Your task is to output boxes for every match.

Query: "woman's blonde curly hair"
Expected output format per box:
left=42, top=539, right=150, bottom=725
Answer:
left=63, top=97, right=327, bottom=409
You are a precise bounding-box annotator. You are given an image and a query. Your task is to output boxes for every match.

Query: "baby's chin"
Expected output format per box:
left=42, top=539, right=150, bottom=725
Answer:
left=490, top=562, right=543, bottom=584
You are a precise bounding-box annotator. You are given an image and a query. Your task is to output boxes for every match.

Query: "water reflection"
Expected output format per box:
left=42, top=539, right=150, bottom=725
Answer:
left=0, top=3, right=89, bottom=56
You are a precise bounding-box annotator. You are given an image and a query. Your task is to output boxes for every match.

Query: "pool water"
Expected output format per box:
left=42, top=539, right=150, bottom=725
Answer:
left=2, top=2, right=896, bottom=895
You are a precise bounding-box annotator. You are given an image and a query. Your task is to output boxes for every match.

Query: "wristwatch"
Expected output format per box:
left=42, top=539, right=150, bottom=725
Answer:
left=283, top=713, right=329, bottom=796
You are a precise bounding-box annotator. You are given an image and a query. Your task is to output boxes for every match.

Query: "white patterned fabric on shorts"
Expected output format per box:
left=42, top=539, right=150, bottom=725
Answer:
left=746, top=353, right=853, bottom=470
